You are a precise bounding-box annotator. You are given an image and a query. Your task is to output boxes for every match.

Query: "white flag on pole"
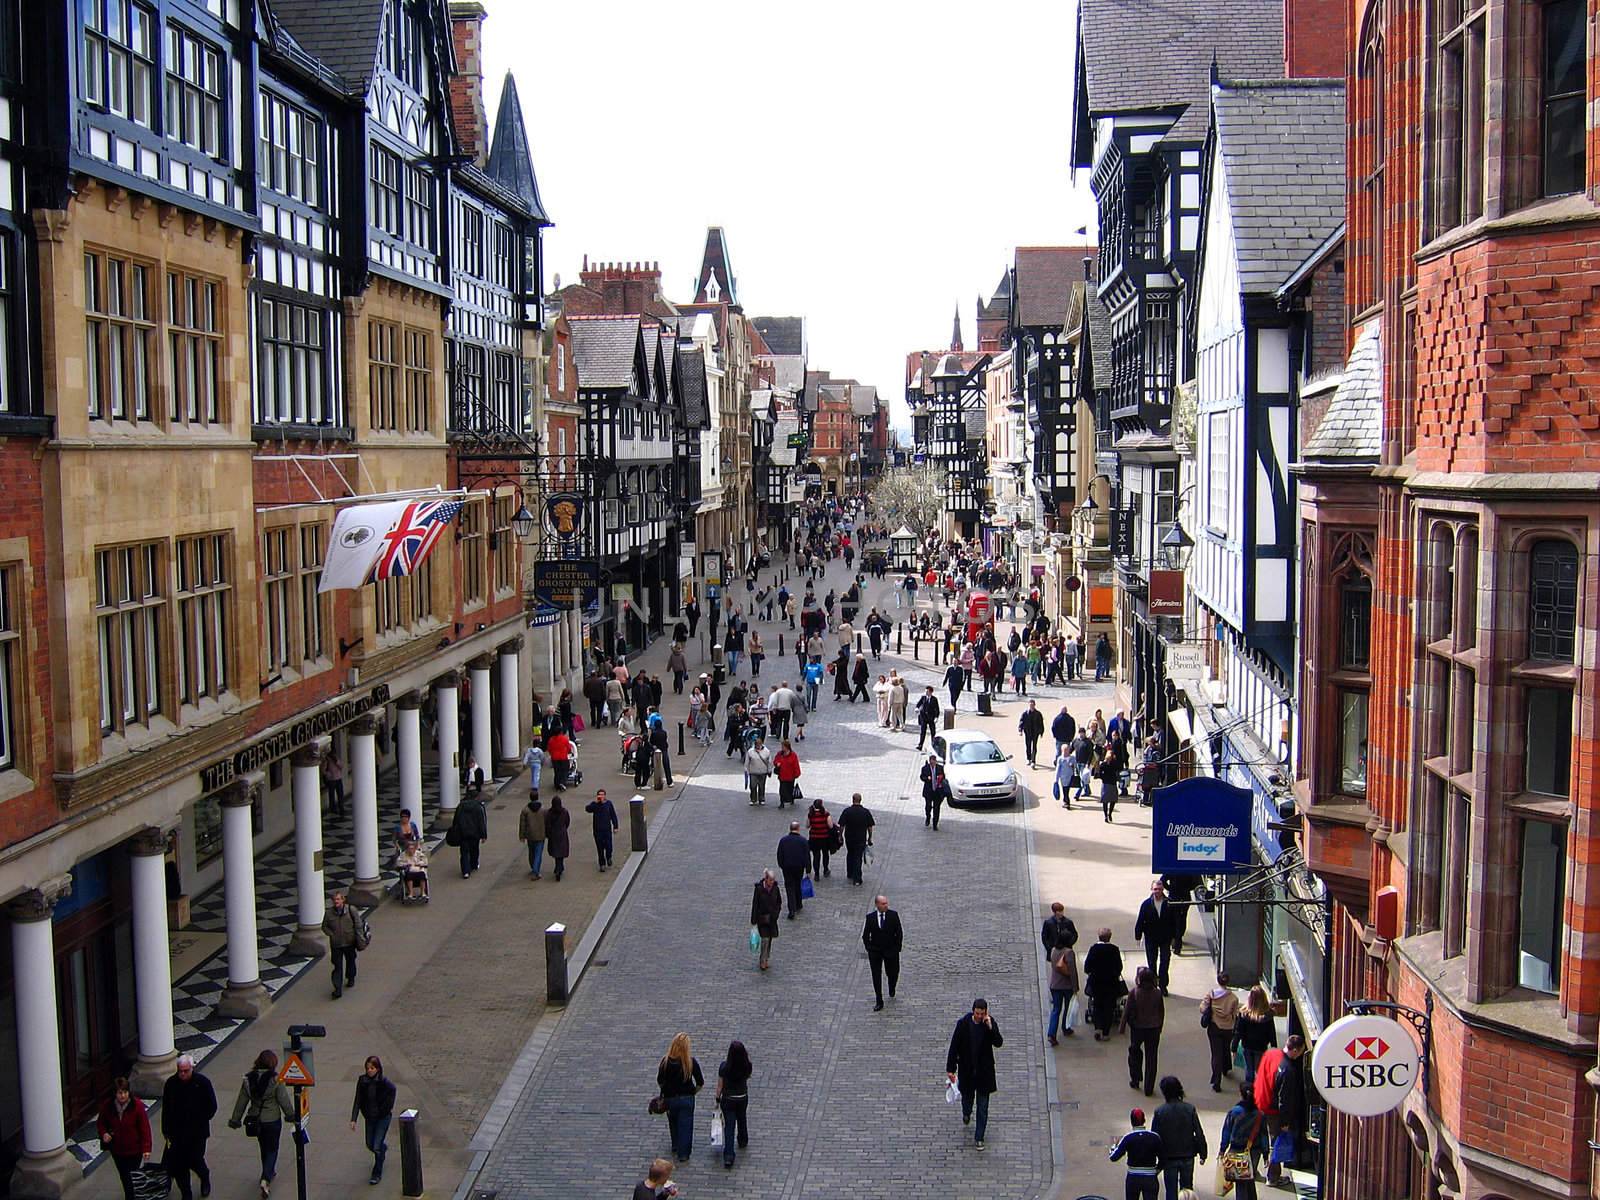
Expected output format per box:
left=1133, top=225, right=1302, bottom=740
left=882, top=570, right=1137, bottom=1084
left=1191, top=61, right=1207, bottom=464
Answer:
left=318, top=500, right=412, bottom=592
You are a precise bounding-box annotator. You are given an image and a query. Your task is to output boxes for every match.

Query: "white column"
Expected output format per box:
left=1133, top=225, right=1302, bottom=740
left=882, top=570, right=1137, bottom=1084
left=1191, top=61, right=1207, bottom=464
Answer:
left=286, top=747, right=327, bottom=959
left=216, top=782, right=270, bottom=1018
left=397, top=691, right=423, bottom=817
left=348, top=717, right=382, bottom=907
left=469, top=655, right=494, bottom=782
left=497, top=638, right=522, bottom=767
left=433, top=671, right=461, bottom=831
left=128, top=831, right=176, bottom=1097
left=9, top=879, right=77, bottom=1197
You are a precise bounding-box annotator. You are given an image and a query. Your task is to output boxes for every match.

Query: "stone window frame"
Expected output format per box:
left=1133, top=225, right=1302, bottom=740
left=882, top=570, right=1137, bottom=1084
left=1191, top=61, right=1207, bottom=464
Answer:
left=258, top=512, right=333, bottom=689
left=1355, top=0, right=1387, bottom=314
left=1326, top=532, right=1376, bottom=802
left=368, top=317, right=400, bottom=432
left=1409, top=515, right=1481, bottom=960
left=173, top=531, right=232, bottom=711
left=85, top=248, right=157, bottom=424
left=403, top=326, right=431, bottom=433
left=370, top=557, right=440, bottom=648
left=0, top=559, right=20, bottom=774
left=165, top=268, right=224, bottom=426
left=491, top=490, right=516, bottom=598
left=94, top=540, right=167, bottom=738
left=457, top=496, right=487, bottom=612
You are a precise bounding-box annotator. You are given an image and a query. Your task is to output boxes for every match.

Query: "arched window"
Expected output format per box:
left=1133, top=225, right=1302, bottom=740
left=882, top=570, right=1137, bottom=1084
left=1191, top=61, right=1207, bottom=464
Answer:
left=1428, top=523, right=1456, bottom=642
left=1358, top=0, right=1385, bottom=310
left=1339, top=573, right=1372, bottom=669
left=1528, top=539, right=1579, bottom=660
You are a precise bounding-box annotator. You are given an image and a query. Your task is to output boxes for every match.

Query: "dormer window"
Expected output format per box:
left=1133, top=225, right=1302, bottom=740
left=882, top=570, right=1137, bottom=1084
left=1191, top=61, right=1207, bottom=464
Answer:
left=704, top=274, right=720, bottom=302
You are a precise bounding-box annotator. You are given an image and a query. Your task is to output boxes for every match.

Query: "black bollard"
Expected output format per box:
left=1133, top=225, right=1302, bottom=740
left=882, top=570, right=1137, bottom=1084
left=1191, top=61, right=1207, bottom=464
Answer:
left=856, top=632, right=864, bottom=655
left=779, top=633, right=785, bottom=657
left=399, top=1110, right=424, bottom=1198
left=678, top=722, right=685, bottom=756
left=630, top=795, right=648, bottom=850
left=545, top=923, right=569, bottom=1005
left=896, top=625, right=903, bottom=654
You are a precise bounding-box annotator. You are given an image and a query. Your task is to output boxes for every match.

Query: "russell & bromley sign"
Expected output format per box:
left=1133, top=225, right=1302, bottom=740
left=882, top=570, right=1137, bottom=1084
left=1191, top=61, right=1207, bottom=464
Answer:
left=200, top=684, right=391, bottom=794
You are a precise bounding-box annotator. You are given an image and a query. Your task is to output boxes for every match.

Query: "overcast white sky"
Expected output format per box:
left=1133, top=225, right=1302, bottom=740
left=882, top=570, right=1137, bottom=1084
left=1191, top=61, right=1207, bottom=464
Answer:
left=480, top=0, right=1097, bottom=432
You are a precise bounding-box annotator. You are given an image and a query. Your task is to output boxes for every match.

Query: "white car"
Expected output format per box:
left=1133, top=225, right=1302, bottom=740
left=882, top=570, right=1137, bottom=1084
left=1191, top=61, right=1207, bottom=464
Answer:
left=930, top=729, right=1021, bottom=807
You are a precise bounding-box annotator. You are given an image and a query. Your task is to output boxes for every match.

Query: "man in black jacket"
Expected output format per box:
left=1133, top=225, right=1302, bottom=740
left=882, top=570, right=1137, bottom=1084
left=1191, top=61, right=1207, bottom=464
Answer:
left=162, top=1056, right=218, bottom=1200
left=945, top=998, right=1004, bottom=1150
left=915, top=687, right=941, bottom=750
left=776, top=822, right=811, bottom=918
left=862, top=894, right=903, bottom=1010
left=452, top=789, right=489, bottom=878
left=1151, top=1075, right=1207, bottom=1199
left=1134, top=879, right=1177, bottom=992
left=837, top=793, right=875, bottom=885
left=920, top=754, right=952, bottom=830
left=1050, top=706, right=1077, bottom=759
left=1040, top=901, right=1079, bottom=960
left=1018, top=700, right=1046, bottom=767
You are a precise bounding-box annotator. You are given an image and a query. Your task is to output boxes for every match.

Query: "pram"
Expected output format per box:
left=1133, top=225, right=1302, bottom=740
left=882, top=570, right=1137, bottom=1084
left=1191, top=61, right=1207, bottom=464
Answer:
left=396, top=840, right=430, bottom=904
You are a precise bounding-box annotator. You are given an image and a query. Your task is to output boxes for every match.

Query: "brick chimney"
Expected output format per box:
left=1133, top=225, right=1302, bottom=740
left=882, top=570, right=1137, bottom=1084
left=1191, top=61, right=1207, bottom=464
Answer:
left=577, top=261, right=665, bottom=316
left=1284, top=0, right=1345, bottom=77
left=448, top=1, right=487, bottom=165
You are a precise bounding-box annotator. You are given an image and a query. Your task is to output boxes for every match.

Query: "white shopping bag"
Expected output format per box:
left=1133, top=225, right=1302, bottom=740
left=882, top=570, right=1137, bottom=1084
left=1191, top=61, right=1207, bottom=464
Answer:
left=709, top=1111, right=725, bottom=1148
left=944, top=1079, right=961, bottom=1104
left=1066, top=994, right=1082, bottom=1028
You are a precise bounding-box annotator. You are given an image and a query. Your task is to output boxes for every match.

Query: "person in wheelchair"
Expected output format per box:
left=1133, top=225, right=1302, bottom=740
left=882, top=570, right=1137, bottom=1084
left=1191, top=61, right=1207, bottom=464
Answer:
left=396, top=836, right=429, bottom=903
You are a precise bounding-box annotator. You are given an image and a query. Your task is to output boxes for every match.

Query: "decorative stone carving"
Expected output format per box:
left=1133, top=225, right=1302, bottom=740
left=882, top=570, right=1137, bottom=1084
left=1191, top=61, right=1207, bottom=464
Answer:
left=128, top=827, right=168, bottom=857
left=6, top=874, right=73, bottom=922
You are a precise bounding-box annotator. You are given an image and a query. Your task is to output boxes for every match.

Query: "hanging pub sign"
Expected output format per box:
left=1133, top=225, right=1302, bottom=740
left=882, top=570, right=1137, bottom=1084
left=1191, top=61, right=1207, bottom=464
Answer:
left=1312, top=1014, right=1421, bottom=1116
left=1150, top=776, right=1252, bottom=874
left=532, top=559, right=601, bottom=608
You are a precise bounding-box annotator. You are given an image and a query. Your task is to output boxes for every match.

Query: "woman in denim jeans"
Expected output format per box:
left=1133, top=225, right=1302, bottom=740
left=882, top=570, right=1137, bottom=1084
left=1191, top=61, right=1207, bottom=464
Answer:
left=228, top=1050, right=297, bottom=1197
left=350, top=1056, right=397, bottom=1185
left=715, top=1041, right=753, bottom=1169
left=656, top=1034, right=704, bottom=1163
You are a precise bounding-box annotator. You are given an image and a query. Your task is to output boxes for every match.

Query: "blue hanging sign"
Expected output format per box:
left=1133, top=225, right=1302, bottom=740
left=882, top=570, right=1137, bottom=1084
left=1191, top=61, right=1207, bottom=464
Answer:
left=1150, top=776, right=1254, bottom=875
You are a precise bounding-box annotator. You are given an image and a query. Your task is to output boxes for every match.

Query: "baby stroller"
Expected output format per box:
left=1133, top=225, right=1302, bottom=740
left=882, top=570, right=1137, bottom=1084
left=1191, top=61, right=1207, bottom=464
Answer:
left=396, top=839, right=430, bottom=904
left=620, top=732, right=645, bottom=773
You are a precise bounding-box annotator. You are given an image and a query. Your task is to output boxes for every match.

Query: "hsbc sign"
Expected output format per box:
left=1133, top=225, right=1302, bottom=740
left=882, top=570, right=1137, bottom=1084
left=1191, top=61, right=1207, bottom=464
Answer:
left=1312, top=1014, right=1421, bottom=1117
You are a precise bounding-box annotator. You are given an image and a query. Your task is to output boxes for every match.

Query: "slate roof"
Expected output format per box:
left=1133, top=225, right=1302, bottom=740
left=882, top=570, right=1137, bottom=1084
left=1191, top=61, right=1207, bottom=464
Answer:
left=567, top=316, right=640, bottom=391
left=485, top=73, right=550, bottom=225
left=677, top=347, right=710, bottom=429
left=1086, top=289, right=1113, bottom=388
left=692, top=227, right=737, bottom=306
left=1303, top=322, right=1381, bottom=461
left=752, top=317, right=804, bottom=357
left=269, top=0, right=387, bottom=95
left=850, top=385, right=879, bottom=417
left=1212, top=79, right=1346, bottom=293
left=1014, top=246, right=1098, bottom=328
left=1078, top=0, right=1284, bottom=142
left=751, top=389, right=774, bottom=419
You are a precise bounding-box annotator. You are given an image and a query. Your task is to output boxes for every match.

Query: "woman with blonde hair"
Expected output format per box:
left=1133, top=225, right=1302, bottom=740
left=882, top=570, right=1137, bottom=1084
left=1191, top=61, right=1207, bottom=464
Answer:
left=1231, top=984, right=1278, bottom=1085
left=655, top=1033, right=704, bottom=1163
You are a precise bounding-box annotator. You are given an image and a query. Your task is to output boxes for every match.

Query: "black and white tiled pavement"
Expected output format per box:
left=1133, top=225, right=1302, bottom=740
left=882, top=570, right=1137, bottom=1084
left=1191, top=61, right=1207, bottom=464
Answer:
left=68, top=760, right=510, bottom=1170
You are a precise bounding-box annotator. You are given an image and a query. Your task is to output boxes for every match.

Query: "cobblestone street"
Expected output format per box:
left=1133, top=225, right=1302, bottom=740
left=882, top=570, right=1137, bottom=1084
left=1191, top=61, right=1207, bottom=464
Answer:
left=473, top=566, right=1055, bottom=1199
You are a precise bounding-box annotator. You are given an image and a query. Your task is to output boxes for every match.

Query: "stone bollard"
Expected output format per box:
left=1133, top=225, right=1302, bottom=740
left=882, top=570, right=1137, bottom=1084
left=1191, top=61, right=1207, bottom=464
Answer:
left=652, top=749, right=665, bottom=790
left=545, top=924, right=568, bottom=1006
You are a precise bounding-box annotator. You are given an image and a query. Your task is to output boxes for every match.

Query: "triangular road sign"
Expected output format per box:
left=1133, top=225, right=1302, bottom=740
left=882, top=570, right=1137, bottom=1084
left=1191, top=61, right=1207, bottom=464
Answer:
left=278, top=1052, right=314, bottom=1087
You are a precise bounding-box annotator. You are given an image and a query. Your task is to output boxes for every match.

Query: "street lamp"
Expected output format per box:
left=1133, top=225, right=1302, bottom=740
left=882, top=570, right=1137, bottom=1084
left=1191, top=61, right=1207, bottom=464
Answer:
left=1159, top=521, right=1194, bottom=571
left=512, top=504, right=536, bottom=541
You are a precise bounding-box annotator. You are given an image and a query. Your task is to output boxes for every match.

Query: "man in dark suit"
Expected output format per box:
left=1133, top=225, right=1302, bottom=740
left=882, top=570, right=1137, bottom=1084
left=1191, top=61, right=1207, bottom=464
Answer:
left=776, top=822, right=811, bottom=918
left=1133, top=878, right=1178, bottom=993
left=862, top=894, right=904, bottom=1010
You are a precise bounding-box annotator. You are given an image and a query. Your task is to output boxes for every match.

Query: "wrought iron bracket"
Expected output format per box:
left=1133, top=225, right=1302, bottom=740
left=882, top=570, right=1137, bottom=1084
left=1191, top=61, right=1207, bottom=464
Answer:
left=1346, top=991, right=1433, bottom=1097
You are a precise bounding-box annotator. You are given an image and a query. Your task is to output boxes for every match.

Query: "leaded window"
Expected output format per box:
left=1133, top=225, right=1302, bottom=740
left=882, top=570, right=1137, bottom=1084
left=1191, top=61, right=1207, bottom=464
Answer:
left=175, top=533, right=230, bottom=706
left=83, top=0, right=156, bottom=126
left=95, top=542, right=164, bottom=734
left=164, top=23, right=223, bottom=158
left=167, top=271, right=222, bottom=425
left=1529, top=539, right=1579, bottom=660
left=86, top=251, right=155, bottom=422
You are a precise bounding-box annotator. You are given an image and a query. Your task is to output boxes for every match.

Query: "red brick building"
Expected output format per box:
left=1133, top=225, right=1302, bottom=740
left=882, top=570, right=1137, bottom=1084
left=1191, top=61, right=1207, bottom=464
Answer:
left=1305, top=0, right=1600, bottom=1195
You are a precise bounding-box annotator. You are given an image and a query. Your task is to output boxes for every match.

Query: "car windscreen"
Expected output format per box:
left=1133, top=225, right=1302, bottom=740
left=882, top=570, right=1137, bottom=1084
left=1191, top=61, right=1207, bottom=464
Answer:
left=949, top=740, right=1005, bottom=765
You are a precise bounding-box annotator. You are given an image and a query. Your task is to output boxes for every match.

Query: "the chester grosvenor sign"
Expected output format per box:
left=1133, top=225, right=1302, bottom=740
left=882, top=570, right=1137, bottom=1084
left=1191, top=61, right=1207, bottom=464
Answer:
left=199, top=685, right=392, bottom=794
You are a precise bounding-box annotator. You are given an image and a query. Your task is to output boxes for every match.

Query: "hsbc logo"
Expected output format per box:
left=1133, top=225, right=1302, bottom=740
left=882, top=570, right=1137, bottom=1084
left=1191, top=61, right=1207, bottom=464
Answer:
left=1313, top=1014, right=1421, bottom=1118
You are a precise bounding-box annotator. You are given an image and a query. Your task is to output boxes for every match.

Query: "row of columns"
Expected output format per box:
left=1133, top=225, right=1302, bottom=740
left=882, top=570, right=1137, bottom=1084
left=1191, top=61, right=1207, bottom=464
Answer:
left=4, top=639, right=523, bottom=1198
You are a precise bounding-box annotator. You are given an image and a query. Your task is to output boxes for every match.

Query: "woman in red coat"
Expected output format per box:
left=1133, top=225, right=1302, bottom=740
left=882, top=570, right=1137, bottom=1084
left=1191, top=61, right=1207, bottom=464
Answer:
left=97, top=1076, right=152, bottom=1199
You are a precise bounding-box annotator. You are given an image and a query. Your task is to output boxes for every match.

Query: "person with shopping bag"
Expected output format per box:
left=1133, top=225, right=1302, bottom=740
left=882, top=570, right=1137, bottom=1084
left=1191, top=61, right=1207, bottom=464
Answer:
left=1046, top=937, right=1079, bottom=1046
left=1216, top=1082, right=1267, bottom=1198
left=750, top=870, right=782, bottom=970
left=945, top=998, right=1004, bottom=1151
left=713, top=1041, right=753, bottom=1169
left=96, top=1076, right=152, bottom=1200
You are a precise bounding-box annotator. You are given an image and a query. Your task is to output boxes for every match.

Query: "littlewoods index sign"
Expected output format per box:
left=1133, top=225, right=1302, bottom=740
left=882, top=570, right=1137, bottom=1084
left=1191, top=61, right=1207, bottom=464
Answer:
left=200, top=684, right=392, bottom=794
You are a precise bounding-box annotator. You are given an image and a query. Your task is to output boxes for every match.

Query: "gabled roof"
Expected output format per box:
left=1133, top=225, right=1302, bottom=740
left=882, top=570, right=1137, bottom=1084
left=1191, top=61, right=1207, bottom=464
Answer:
left=1077, top=0, right=1284, bottom=143
left=850, top=385, right=879, bottom=418
left=692, top=227, right=738, bottom=306
left=977, top=270, right=1012, bottom=321
left=268, top=0, right=389, bottom=95
left=752, top=316, right=804, bottom=357
left=567, top=315, right=641, bottom=391
left=485, top=73, right=550, bottom=225
left=1303, top=322, right=1381, bottom=462
left=1013, top=246, right=1098, bottom=328
left=1211, top=79, right=1346, bottom=294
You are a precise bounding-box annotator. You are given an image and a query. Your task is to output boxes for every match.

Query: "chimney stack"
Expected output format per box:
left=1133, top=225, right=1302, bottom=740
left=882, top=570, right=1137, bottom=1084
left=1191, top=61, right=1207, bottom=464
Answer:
left=1283, top=0, right=1345, bottom=77
left=448, top=2, right=488, bottom=165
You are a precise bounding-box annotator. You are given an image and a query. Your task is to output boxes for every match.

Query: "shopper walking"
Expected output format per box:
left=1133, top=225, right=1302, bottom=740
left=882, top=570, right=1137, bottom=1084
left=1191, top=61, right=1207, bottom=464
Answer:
left=1218, top=1083, right=1267, bottom=1199
left=321, top=891, right=368, bottom=999
left=655, top=1034, right=705, bottom=1164
left=915, top=686, right=941, bottom=750
left=96, top=1077, right=152, bottom=1200
left=545, top=795, right=571, bottom=881
left=806, top=797, right=834, bottom=878
left=862, top=893, right=903, bottom=1010
left=518, top=796, right=547, bottom=879
left=1151, top=1075, right=1207, bottom=1200
left=773, top=739, right=802, bottom=808
left=1109, top=1108, right=1162, bottom=1200
left=227, top=1050, right=296, bottom=1198
left=838, top=793, right=875, bottom=885
left=750, top=870, right=782, bottom=970
left=1018, top=700, right=1045, bottom=767
left=714, top=1041, right=753, bottom=1169
left=745, top=736, right=775, bottom=806
left=449, top=787, right=489, bottom=877
left=1201, top=971, right=1242, bottom=1091
left=921, top=753, right=952, bottom=830
left=1121, top=966, right=1166, bottom=1096
left=1135, top=878, right=1177, bottom=993
left=1046, top=936, right=1079, bottom=1046
left=349, top=1056, right=397, bottom=1185
left=776, top=822, right=810, bottom=917
left=162, top=1054, right=218, bottom=1200
left=584, top=789, right=619, bottom=870
left=1232, top=985, right=1277, bottom=1085
left=945, top=998, right=1004, bottom=1151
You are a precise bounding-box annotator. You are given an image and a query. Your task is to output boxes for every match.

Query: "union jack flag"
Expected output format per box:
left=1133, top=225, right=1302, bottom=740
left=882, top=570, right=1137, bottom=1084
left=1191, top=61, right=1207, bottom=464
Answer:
left=367, top=499, right=464, bottom=582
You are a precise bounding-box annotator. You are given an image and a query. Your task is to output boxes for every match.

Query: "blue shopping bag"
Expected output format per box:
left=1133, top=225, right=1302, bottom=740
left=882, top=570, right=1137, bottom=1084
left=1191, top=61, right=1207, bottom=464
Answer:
left=800, top=876, right=815, bottom=899
left=1269, top=1130, right=1297, bottom=1165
